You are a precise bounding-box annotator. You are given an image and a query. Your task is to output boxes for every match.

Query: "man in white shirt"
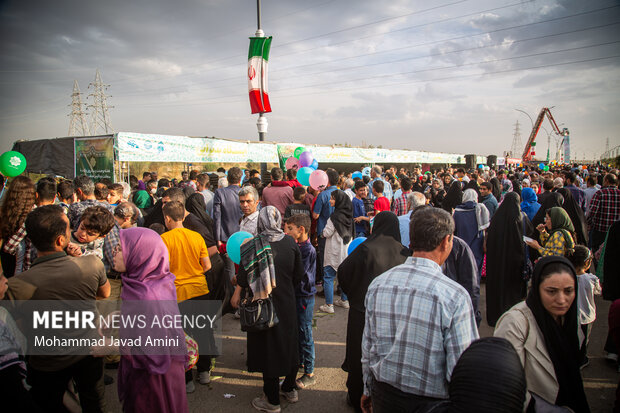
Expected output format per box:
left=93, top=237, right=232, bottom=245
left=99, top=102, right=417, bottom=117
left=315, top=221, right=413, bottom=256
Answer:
left=239, top=186, right=259, bottom=236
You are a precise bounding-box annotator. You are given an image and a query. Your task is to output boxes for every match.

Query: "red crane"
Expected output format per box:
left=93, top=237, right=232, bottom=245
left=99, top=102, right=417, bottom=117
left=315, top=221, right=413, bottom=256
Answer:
left=521, top=107, right=564, bottom=162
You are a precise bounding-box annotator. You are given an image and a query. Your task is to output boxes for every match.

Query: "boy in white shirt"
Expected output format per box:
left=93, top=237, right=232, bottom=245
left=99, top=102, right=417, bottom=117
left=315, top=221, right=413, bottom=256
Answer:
left=570, top=245, right=602, bottom=368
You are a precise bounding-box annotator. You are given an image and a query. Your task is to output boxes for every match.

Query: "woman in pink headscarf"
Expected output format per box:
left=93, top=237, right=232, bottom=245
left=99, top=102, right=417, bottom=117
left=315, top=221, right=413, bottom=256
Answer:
left=112, top=227, right=188, bottom=413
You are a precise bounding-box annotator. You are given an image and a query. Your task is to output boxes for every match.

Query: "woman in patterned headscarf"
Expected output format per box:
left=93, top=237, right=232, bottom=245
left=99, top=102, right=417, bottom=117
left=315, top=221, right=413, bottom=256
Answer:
left=236, top=206, right=305, bottom=412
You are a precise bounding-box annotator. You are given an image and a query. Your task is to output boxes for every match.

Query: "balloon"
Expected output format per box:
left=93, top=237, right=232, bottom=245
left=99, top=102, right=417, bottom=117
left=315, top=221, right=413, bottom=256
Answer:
left=352, top=171, right=363, bottom=179
left=293, top=147, right=306, bottom=159
left=0, top=151, right=27, bottom=177
left=309, top=169, right=329, bottom=191
left=543, top=165, right=550, bottom=172
left=347, top=237, right=367, bottom=255
left=310, top=159, right=319, bottom=170
left=582, top=165, right=587, bottom=170
left=285, top=157, right=299, bottom=171
left=538, top=163, right=545, bottom=169
left=226, top=231, right=254, bottom=264
left=362, top=167, right=371, bottom=176
left=297, top=167, right=313, bottom=186
left=298, top=151, right=314, bottom=168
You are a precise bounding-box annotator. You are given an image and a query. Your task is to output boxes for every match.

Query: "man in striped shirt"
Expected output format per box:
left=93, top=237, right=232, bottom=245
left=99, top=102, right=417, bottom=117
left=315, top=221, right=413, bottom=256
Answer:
left=361, top=207, right=478, bottom=412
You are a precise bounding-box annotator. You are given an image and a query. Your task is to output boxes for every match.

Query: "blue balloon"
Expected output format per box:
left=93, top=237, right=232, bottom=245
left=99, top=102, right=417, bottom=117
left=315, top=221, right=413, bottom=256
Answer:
left=226, top=231, right=254, bottom=264
left=538, top=163, right=545, bottom=169
left=362, top=167, right=371, bottom=176
left=347, top=237, right=367, bottom=255
left=297, top=167, right=313, bottom=186
left=310, top=159, right=319, bottom=170
left=352, top=171, right=363, bottom=179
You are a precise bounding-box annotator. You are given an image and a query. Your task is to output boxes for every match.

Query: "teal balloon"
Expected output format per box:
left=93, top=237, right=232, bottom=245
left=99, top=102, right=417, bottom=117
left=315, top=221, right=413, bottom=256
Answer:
left=310, top=159, right=319, bottom=170
left=347, top=237, right=366, bottom=255
left=0, top=151, right=27, bottom=177
left=362, top=167, right=371, bottom=176
left=297, top=167, right=313, bottom=186
left=352, top=171, right=362, bottom=179
left=226, top=231, right=254, bottom=264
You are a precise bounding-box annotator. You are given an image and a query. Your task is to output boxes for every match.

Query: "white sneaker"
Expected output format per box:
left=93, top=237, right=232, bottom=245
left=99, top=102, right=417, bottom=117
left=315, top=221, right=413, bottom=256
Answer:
left=319, top=304, right=334, bottom=314
left=334, top=299, right=350, bottom=309
left=199, top=370, right=211, bottom=384
left=252, top=395, right=281, bottom=412
left=186, top=381, right=196, bottom=393
left=606, top=352, right=618, bottom=362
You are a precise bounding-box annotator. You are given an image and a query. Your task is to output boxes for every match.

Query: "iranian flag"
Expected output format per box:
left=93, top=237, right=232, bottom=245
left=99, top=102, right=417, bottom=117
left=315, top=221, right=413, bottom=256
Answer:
left=248, top=36, right=272, bottom=114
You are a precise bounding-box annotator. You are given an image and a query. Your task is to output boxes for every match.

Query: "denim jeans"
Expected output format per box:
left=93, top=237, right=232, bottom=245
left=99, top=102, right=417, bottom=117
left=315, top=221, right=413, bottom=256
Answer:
left=297, top=296, right=315, bottom=374
left=323, top=265, right=347, bottom=305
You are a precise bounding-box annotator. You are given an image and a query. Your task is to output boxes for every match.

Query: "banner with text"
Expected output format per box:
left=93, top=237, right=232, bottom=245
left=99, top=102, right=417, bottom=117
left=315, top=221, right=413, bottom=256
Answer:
left=116, top=132, right=279, bottom=163
left=75, top=137, right=115, bottom=181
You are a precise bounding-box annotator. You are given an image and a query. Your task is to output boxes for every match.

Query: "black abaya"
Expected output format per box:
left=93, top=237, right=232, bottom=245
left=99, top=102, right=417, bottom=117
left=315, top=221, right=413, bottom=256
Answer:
left=237, top=235, right=303, bottom=377
left=337, top=212, right=410, bottom=412
left=485, top=192, right=532, bottom=327
left=442, top=181, right=463, bottom=213
left=556, top=188, right=588, bottom=246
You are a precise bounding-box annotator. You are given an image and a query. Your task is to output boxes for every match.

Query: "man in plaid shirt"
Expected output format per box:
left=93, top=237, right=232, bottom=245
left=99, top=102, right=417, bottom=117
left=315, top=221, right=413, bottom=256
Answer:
left=361, top=207, right=478, bottom=412
left=390, top=177, right=412, bottom=216
left=587, top=173, right=619, bottom=251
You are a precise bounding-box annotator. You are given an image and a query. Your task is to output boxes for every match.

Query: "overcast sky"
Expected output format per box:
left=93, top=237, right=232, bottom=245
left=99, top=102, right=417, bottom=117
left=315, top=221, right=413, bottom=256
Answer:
left=1, top=0, right=619, bottom=160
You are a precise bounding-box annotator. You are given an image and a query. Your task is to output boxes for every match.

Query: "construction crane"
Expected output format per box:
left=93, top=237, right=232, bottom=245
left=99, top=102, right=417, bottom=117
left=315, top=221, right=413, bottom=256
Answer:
left=521, top=107, right=568, bottom=163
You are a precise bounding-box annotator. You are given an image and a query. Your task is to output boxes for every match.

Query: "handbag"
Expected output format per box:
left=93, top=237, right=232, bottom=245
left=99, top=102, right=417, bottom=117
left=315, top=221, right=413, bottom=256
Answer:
left=239, top=295, right=279, bottom=332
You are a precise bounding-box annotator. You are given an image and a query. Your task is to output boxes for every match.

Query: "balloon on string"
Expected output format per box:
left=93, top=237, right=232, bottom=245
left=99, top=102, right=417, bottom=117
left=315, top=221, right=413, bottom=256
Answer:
left=297, top=167, right=313, bottom=186
left=0, top=151, right=27, bottom=177
left=310, top=159, right=319, bottom=170
left=285, top=157, right=299, bottom=171
left=538, top=163, right=545, bottom=169
left=543, top=165, right=550, bottom=172
left=298, top=151, right=314, bottom=168
left=352, top=171, right=363, bottom=179
left=362, top=167, right=371, bottom=176
left=293, top=147, right=306, bottom=159
left=347, top=237, right=367, bottom=255
left=226, top=231, right=254, bottom=264
left=309, top=169, right=329, bottom=191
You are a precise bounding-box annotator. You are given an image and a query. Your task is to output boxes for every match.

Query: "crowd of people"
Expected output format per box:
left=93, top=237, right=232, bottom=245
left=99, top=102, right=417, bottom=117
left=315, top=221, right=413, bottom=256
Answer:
left=0, top=161, right=619, bottom=412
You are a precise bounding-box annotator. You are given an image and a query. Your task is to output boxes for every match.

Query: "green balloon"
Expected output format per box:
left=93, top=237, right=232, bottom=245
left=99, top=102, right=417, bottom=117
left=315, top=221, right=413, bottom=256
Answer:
left=543, top=165, right=549, bottom=172
left=293, top=147, right=305, bottom=159
left=0, top=151, right=27, bottom=177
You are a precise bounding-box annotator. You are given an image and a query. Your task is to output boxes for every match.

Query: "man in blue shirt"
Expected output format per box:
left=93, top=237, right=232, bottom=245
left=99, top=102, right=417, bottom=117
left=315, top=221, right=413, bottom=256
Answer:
left=312, top=168, right=339, bottom=284
left=362, top=207, right=478, bottom=412
left=352, top=181, right=370, bottom=237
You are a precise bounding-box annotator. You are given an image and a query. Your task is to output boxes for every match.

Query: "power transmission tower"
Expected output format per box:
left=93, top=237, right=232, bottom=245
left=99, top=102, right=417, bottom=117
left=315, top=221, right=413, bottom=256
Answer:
left=510, top=120, right=523, bottom=158
left=67, top=80, right=90, bottom=136
left=88, top=69, right=114, bottom=135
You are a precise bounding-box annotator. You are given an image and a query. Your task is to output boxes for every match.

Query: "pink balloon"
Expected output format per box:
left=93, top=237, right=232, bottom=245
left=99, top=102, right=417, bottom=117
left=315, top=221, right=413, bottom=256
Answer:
left=309, top=169, right=329, bottom=191
left=298, top=151, right=314, bottom=168
left=285, top=157, right=299, bottom=170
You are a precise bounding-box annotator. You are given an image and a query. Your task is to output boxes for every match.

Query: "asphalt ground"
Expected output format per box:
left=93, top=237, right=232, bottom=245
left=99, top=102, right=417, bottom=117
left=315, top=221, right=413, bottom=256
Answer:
left=99, top=285, right=618, bottom=412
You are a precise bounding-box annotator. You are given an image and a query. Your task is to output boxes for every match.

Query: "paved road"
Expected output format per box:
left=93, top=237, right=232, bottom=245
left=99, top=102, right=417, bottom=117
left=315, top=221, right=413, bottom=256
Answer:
left=102, top=285, right=618, bottom=412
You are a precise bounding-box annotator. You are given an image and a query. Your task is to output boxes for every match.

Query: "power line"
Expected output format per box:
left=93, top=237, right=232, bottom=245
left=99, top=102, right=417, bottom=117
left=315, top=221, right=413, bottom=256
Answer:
left=114, top=4, right=620, bottom=98
left=128, top=52, right=620, bottom=108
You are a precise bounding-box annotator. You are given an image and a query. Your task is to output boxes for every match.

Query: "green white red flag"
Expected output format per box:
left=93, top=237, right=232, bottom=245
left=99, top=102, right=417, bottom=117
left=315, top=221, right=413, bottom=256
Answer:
left=248, top=36, right=272, bottom=114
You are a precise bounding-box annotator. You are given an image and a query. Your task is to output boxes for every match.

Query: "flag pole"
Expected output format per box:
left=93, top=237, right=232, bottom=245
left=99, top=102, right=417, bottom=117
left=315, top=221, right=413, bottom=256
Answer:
left=255, top=0, right=268, bottom=180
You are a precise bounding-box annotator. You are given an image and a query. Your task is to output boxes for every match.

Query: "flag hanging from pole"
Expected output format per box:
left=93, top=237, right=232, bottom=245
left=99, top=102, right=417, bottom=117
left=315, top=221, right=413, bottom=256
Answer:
left=248, top=36, right=272, bottom=114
